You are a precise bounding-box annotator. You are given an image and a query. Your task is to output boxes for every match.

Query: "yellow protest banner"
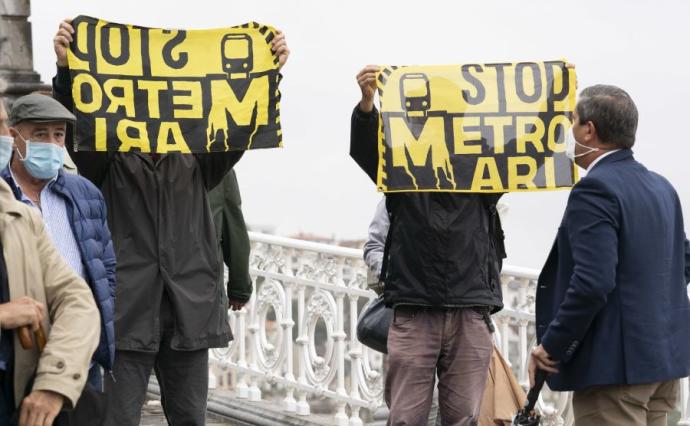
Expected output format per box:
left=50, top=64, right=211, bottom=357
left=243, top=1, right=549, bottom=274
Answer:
left=376, top=60, right=578, bottom=192
left=67, top=16, right=282, bottom=153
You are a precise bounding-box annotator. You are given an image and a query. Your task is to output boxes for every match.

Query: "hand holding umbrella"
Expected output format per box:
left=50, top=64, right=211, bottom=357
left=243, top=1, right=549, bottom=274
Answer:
left=513, top=345, right=559, bottom=425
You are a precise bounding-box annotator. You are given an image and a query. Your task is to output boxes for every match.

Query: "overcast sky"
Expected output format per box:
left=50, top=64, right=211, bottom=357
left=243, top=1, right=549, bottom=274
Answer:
left=29, top=0, right=690, bottom=269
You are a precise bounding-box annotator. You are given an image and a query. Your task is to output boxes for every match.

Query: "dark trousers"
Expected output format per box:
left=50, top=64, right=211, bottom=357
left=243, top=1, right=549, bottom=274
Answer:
left=104, top=295, right=209, bottom=426
left=0, top=370, right=15, bottom=425
left=385, top=307, right=493, bottom=426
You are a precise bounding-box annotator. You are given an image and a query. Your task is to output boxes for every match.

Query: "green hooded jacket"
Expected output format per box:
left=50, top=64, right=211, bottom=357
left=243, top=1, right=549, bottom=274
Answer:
left=208, top=170, right=252, bottom=304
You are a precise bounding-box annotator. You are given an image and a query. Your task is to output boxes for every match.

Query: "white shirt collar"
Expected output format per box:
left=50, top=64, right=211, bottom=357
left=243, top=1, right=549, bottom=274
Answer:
left=586, top=149, right=621, bottom=172
left=8, top=162, right=58, bottom=202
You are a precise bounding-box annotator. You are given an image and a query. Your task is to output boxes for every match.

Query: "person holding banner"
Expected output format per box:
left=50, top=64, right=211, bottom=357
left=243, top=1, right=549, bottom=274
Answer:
left=52, top=19, right=290, bottom=425
left=351, top=65, right=506, bottom=425
left=530, top=85, right=690, bottom=425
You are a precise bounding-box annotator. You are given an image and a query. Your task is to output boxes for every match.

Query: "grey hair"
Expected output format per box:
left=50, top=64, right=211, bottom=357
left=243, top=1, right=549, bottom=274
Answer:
left=576, top=85, right=638, bottom=148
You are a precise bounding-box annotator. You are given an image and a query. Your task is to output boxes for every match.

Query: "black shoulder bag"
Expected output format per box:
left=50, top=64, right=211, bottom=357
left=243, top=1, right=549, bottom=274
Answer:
left=356, top=198, right=396, bottom=354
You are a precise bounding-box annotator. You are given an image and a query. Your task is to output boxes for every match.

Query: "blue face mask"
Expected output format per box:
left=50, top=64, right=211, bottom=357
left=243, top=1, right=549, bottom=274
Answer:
left=14, top=135, right=65, bottom=180
left=0, top=136, right=12, bottom=171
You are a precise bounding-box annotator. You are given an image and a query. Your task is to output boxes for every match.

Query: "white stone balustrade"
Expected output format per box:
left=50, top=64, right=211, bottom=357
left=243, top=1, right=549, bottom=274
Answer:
left=208, top=232, right=689, bottom=426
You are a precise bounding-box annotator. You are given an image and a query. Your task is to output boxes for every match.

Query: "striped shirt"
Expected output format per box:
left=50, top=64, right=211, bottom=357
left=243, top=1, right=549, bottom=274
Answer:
left=8, top=168, right=85, bottom=280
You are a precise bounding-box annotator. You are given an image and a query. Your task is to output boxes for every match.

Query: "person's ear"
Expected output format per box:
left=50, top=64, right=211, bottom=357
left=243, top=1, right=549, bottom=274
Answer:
left=9, top=127, right=26, bottom=148
left=8, top=127, right=17, bottom=137
left=583, top=121, right=596, bottom=143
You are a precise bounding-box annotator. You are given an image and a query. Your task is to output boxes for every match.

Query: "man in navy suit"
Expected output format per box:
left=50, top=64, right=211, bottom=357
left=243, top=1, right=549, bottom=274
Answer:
left=530, top=85, right=690, bottom=425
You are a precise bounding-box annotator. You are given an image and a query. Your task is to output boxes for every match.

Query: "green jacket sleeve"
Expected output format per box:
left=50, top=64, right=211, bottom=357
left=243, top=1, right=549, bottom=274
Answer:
left=209, top=170, right=253, bottom=303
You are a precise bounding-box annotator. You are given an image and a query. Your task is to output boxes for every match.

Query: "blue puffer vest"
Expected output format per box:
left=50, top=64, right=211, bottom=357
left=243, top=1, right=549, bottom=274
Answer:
left=2, top=167, right=116, bottom=371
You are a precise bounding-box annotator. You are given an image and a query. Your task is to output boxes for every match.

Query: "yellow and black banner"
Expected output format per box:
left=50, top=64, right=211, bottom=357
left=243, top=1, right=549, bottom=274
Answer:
left=67, top=16, right=282, bottom=153
left=376, top=60, right=578, bottom=192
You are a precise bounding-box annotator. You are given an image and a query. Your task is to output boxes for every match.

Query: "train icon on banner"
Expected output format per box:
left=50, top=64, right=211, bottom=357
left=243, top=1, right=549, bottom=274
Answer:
left=399, top=73, right=431, bottom=117
left=221, top=33, right=254, bottom=78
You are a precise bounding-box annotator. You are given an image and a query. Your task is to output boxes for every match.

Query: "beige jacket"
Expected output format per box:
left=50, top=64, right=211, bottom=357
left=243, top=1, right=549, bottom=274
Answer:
left=0, top=179, right=99, bottom=408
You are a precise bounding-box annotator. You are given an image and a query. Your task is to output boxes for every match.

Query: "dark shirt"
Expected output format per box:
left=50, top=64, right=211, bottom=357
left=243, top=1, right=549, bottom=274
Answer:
left=0, top=236, right=12, bottom=372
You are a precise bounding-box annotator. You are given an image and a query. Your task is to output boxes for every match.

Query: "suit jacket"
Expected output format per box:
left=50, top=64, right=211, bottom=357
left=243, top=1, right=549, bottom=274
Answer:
left=536, top=149, right=690, bottom=391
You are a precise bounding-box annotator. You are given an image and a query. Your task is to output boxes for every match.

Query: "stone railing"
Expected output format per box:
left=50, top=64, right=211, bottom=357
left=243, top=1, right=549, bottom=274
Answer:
left=209, top=232, right=575, bottom=425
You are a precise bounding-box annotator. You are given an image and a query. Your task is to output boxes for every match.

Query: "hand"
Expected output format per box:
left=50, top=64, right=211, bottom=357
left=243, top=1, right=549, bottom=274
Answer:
left=0, top=297, right=45, bottom=332
left=54, top=19, right=74, bottom=67
left=356, top=65, right=379, bottom=113
left=565, top=62, right=578, bottom=89
left=229, top=298, right=246, bottom=311
left=271, top=30, right=290, bottom=70
left=528, top=344, right=559, bottom=388
left=19, top=390, right=64, bottom=426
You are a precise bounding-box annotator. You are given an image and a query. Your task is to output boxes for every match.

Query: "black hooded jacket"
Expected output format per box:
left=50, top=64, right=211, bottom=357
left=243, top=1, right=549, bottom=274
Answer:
left=350, top=105, right=505, bottom=312
left=53, top=66, right=242, bottom=351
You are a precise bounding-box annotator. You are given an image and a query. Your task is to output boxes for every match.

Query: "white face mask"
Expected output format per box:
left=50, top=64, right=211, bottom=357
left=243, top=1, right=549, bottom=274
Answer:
left=0, top=135, right=13, bottom=170
left=11, top=130, right=65, bottom=180
left=565, top=126, right=599, bottom=161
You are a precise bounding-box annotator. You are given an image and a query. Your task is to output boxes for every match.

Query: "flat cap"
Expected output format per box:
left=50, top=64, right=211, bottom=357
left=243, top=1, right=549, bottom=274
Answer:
left=8, top=93, right=76, bottom=126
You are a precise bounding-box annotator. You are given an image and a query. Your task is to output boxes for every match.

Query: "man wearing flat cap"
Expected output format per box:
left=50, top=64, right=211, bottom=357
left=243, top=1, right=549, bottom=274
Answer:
left=1, top=94, right=117, bottom=398
left=0, top=94, right=100, bottom=426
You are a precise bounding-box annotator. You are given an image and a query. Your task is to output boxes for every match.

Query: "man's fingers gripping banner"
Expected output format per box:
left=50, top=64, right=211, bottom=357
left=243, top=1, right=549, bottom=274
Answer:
left=68, top=16, right=282, bottom=153
left=376, top=60, right=578, bottom=193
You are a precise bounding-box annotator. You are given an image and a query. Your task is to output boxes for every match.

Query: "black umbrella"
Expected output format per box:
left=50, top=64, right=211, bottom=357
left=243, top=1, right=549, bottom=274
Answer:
left=512, top=369, right=548, bottom=426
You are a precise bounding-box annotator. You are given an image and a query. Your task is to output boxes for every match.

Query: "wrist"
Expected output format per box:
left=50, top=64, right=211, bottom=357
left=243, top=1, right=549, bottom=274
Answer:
left=228, top=293, right=250, bottom=304
left=359, top=98, right=374, bottom=113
